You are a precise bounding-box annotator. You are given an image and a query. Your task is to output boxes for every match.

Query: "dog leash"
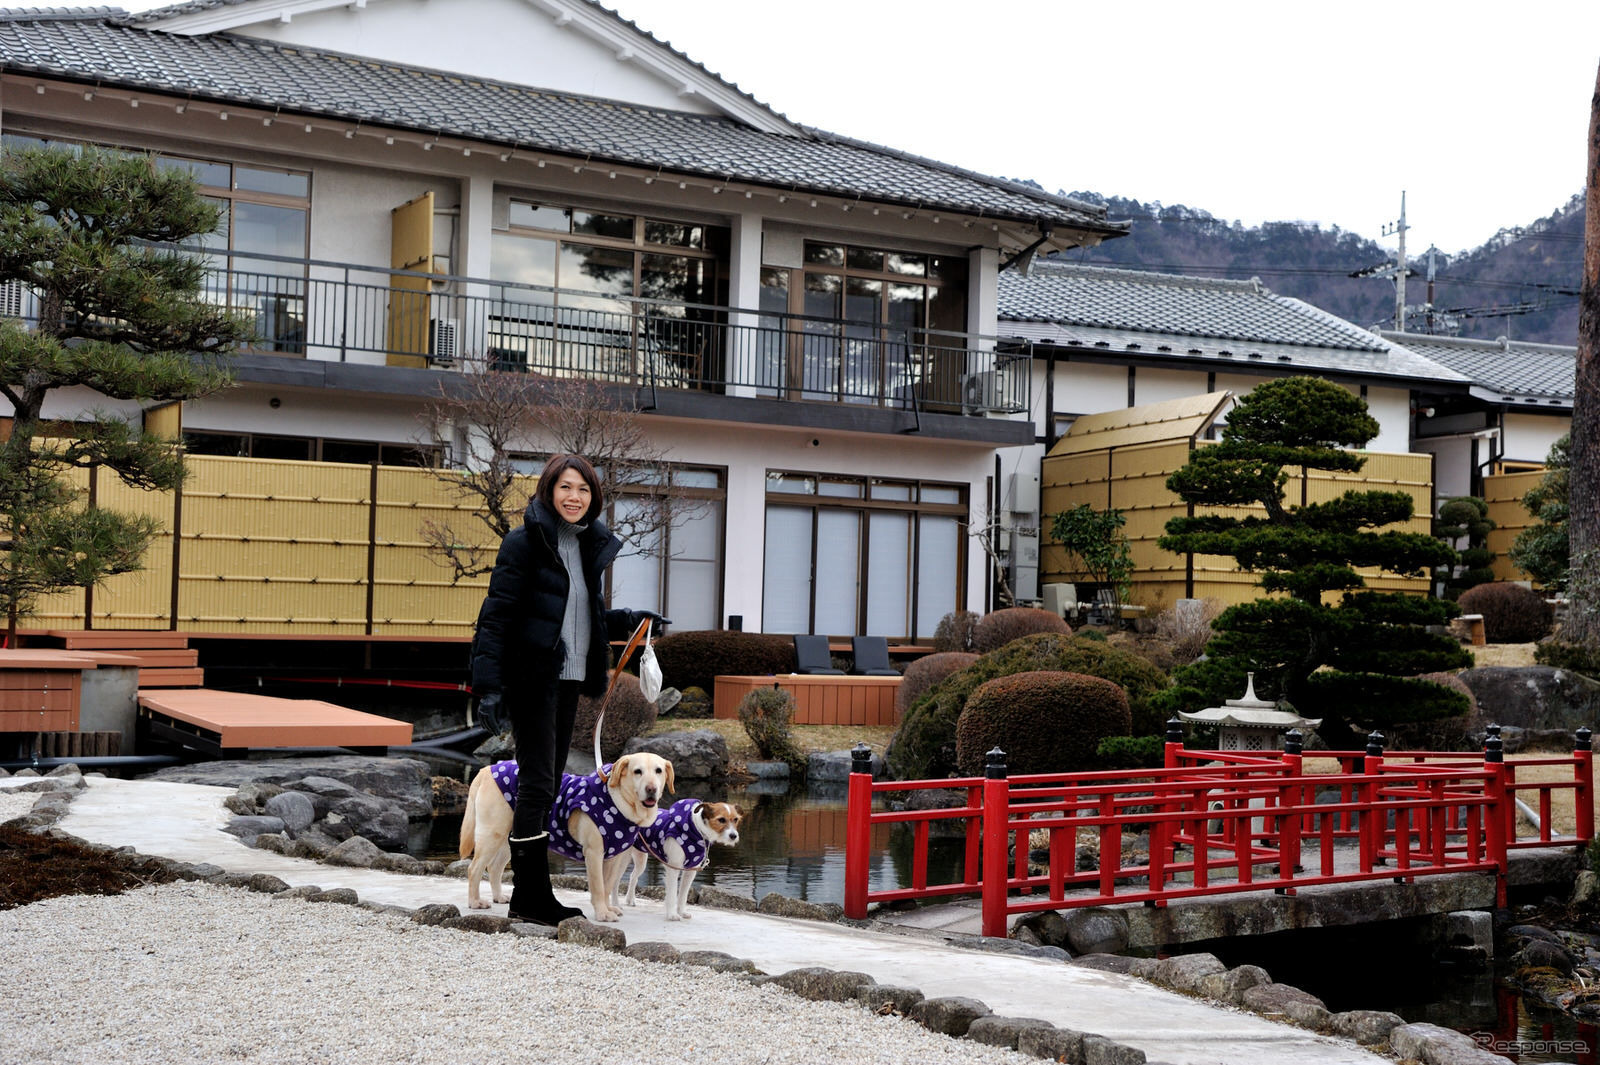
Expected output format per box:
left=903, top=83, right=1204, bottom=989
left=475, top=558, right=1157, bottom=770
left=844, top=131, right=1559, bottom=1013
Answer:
left=592, top=616, right=653, bottom=768
left=633, top=832, right=695, bottom=873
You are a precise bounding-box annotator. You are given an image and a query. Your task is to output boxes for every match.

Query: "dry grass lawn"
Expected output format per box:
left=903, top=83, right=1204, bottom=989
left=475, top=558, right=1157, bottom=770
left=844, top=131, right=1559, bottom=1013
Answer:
left=641, top=714, right=895, bottom=768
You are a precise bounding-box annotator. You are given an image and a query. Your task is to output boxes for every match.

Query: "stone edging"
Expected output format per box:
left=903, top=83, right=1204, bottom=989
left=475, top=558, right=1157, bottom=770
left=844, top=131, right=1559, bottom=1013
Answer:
left=0, top=766, right=1514, bottom=1065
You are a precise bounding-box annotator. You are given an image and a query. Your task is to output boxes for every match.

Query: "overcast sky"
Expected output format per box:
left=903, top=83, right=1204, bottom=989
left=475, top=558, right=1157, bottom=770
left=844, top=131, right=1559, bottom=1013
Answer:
left=45, top=0, right=1600, bottom=254
left=605, top=0, right=1600, bottom=255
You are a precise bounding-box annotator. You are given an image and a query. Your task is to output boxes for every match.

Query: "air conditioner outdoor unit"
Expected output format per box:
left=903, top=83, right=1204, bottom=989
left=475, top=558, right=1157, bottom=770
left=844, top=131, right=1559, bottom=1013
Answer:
left=429, top=317, right=461, bottom=368
left=960, top=369, right=1001, bottom=414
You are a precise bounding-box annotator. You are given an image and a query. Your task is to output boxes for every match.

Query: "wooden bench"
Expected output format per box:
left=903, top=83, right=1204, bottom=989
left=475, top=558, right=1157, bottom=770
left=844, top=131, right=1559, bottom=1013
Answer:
left=713, top=674, right=902, bottom=727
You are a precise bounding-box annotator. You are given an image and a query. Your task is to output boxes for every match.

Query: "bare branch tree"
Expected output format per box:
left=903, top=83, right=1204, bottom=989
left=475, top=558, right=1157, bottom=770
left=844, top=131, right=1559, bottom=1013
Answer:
left=967, top=505, right=1017, bottom=608
left=416, top=370, right=706, bottom=582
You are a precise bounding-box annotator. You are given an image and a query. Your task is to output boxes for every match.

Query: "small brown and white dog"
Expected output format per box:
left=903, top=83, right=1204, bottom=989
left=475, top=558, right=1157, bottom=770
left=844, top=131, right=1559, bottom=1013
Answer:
left=459, top=752, right=673, bottom=920
left=617, top=798, right=742, bottom=920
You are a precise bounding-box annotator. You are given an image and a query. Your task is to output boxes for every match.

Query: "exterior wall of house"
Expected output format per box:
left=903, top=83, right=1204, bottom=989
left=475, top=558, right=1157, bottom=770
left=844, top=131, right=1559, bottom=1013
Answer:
left=1361, top=387, right=1413, bottom=454
left=1413, top=434, right=1472, bottom=504
left=224, top=0, right=725, bottom=116
left=1502, top=411, right=1567, bottom=466
left=1050, top=360, right=1126, bottom=418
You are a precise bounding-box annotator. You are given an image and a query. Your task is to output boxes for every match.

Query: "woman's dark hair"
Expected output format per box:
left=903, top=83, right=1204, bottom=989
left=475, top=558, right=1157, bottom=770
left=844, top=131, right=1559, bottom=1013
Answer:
left=535, top=453, right=603, bottom=523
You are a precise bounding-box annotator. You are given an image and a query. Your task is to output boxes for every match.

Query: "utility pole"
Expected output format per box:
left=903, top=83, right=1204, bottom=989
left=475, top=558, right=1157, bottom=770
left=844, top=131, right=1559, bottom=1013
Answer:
left=1383, top=192, right=1409, bottom=330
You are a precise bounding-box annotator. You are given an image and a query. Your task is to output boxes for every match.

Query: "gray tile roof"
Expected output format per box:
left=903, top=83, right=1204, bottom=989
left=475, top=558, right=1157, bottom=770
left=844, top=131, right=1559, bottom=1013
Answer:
left=1379, top=330, right=1574, bottom=407
left=0, top=9, right=1125, bottom=234
left=999, top=262, right=1467, bottom=386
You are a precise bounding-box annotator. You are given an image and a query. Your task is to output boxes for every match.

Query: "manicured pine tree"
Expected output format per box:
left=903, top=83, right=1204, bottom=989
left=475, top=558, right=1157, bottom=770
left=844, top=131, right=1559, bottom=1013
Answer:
left=1154, top=376, right=1471, bottom=739
left=0, top=145, right=245, bottom=640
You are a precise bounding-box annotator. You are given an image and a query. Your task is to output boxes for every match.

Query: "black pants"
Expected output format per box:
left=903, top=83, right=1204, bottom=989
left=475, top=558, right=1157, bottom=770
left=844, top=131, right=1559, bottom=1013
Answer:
left=511, top=679, right=581, bottom=838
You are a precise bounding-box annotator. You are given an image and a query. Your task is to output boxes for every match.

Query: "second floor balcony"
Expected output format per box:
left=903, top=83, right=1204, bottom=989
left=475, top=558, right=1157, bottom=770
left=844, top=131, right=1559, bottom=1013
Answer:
left=3, top=251, right=1031, bottom=425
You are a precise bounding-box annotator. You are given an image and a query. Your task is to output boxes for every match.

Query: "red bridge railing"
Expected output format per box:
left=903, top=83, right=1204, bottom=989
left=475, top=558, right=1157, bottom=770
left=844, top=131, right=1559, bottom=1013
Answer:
left=844, top=726, right=1594, bottom=938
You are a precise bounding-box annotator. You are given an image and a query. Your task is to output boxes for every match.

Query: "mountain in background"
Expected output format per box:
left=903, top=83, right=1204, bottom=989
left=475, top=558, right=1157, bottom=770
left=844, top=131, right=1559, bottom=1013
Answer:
left=1043, top=191, right=1585, bottom=347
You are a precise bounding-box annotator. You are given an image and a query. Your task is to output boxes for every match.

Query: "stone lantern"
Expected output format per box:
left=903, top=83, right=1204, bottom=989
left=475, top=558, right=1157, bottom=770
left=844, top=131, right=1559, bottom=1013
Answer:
left=1179, top=673, right=1320, bottom=752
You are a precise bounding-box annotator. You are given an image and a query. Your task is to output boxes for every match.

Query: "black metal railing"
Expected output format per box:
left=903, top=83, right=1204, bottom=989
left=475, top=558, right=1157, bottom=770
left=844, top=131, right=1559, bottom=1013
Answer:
left=0, top=252, right=1031, bottom=415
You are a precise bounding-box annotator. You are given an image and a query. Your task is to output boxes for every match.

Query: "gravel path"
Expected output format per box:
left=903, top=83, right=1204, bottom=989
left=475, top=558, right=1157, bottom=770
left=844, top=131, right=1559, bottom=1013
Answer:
left=2, top=882, right=1034, bottom=1065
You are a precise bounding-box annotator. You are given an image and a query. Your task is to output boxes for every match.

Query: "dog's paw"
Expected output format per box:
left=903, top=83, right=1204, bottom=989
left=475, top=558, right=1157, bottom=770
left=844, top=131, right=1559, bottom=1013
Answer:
left=680, top=910, right=692, bottom=919
left=468, top=899, right=490, bottom=910
left=666, top=912, right=683, bottom=922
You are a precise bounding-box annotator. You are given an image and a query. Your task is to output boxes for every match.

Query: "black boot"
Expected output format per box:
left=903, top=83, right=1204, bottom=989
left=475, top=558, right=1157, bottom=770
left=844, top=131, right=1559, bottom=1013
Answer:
left=506, top=833, right=583, bottom=925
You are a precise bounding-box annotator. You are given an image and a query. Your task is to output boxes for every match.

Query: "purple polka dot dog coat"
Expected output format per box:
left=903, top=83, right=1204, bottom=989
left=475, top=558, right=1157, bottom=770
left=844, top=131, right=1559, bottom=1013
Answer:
left=547, top=765, right=641, bottom=861
left=636, top=798, right=709, bottom=869
left=488, top=760, right=518, bottom=806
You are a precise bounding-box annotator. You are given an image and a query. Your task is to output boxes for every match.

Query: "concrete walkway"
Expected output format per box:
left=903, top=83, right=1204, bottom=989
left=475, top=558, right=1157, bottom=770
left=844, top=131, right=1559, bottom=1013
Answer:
left=9, top=773, right=1397, bottom=1065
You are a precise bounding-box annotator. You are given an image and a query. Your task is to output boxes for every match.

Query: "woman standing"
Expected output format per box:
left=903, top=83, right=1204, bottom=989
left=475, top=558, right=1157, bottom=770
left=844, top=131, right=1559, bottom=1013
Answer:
left=470, top=453, right=664, bottom=924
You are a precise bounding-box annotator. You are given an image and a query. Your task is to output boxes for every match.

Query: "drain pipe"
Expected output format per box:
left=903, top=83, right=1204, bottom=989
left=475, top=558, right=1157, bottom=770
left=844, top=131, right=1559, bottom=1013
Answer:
left=393, top=744, right=482, bottom=765
left=407, top=725, right=490, bottom=749
left=0, top=753, right=185, bottom=772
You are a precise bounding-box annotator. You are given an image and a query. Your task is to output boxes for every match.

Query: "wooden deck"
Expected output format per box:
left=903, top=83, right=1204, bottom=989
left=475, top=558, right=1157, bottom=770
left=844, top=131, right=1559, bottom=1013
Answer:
left=137, top=688, right=413, bottom=757
left=34, top=630, right=204, bottom=687
left=713, top=674, right=902, bottom=727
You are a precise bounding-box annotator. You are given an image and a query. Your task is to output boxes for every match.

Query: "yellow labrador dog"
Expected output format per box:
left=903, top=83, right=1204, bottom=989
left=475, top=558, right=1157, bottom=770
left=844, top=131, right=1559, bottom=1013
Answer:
left=460, top=753, right=672, bottom=920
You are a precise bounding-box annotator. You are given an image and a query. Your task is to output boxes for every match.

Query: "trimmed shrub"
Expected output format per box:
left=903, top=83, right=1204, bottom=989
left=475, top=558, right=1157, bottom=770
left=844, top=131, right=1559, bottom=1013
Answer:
left=1097, top=734, right=1167, bottom=769
left=1386, top=672, right=1481, bottom=751
left=737, top=685, right=807, bottom=773
left=972, top=607, right=1072, bottom=653
left=652, top=630, right=796, bottom=693
left=1456, top=582, right=1554, bottom=644
left=954, top=671, right=1131, bottom=776
left=932, top=610, right=979, bottom=653
left=887, top=632, right=1168, bottom=780
left=575, top=672, right=658, bottom=764
left=1537, top=640, right=1600, bottom=677
left=895, top=652, right=979, bottom=716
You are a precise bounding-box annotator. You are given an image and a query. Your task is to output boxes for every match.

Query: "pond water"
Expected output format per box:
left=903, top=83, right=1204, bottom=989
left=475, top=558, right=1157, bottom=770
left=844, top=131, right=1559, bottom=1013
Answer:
left=419, top=772, right=966, bottom=906
left=408, top=752, right=1593, bottom=1060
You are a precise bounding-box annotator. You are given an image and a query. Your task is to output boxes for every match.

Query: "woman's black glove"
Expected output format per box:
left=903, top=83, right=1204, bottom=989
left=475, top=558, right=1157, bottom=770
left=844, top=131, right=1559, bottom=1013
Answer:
left=474, top=692, right=508, bottom=735
left=627, top=609, right=671, bottom=632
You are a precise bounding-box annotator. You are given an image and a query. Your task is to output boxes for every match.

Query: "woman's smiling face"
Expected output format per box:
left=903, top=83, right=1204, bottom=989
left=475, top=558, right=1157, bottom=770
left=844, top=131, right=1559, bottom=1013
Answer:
left=551, top=468, right=592, bottom=523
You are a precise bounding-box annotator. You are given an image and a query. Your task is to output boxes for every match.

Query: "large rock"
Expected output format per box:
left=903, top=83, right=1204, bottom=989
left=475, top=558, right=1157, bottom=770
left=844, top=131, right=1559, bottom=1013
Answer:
left=1456, top=666, right=1600, bottom=734
left=1062, top=908, right=1130, bottom=956
left=325, top=795, right=409, bottom=850
left=1390, top=1021, right=1512, bottom=1064
left=263, top=791, right=317, bottom=833
left=807, top=749, right=886, bottom=782
left=622, top=729, right=729, bottom=781
left=142, top=756, right=434, bottom=817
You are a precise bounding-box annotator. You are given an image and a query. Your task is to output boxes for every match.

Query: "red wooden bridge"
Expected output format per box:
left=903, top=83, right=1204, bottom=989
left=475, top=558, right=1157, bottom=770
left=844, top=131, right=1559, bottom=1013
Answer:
left=844, top=727, right=1594, bottom=938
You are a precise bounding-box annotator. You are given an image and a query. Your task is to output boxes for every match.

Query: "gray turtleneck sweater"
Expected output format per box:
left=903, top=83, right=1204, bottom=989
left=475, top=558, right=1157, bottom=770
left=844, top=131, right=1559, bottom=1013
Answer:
left=556, top=521, right=591, bottom=681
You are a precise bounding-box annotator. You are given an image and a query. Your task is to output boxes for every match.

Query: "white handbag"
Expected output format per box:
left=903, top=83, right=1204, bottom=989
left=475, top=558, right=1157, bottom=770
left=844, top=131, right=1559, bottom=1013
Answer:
left=638, top=621, right=663, bottom=703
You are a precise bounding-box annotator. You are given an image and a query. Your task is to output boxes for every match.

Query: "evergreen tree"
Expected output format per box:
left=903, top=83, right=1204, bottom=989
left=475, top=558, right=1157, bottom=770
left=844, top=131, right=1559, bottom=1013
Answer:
left=1509, top=434, right=1570, bottom=590
left=1434, top=495, right=1496, bottom=598
left=1155, top=377, right=1471, bottom=739
left=0, top=145, right=244, bottom=637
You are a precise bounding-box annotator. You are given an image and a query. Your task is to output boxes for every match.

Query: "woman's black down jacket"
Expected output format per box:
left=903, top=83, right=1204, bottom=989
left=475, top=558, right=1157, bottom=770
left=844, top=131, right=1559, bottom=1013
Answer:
left=470, top=497, right=631, bottom=699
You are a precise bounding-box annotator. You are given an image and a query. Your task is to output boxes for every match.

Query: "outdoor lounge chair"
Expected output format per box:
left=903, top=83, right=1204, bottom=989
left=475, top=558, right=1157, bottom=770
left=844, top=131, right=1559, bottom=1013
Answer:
left=793, top=634, right=845, bottom=675
left=850, top=635, right=899, bottom=676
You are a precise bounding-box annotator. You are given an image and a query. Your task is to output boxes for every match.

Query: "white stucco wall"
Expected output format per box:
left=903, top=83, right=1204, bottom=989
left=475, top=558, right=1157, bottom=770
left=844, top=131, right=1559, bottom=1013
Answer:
left=1362, top=386, right=1412, bottom=454
left=1502, top=412, right=1568, bottom=466
left=1049, top=361, right=1125, bottom=418
left=231, top=0, right=724, bottom=115
left=1412, top=436, right=1472, bottom=504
